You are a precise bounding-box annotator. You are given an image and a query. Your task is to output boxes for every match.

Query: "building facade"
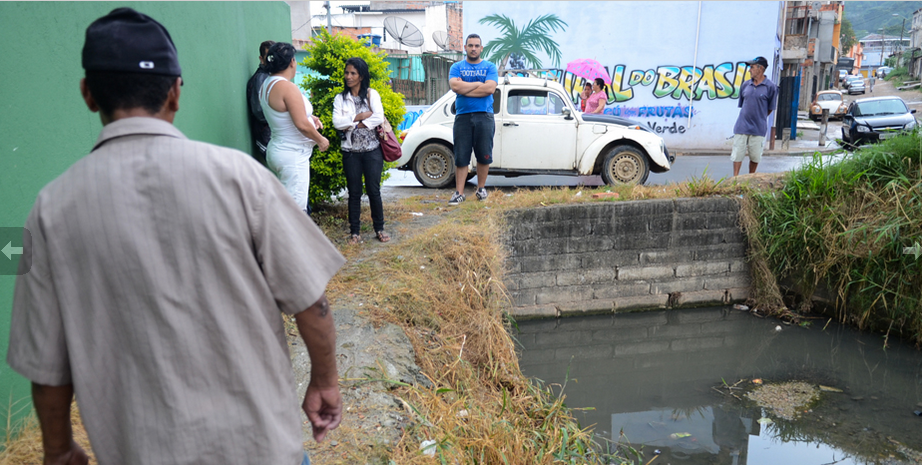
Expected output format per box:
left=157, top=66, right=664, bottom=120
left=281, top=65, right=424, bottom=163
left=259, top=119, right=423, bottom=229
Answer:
left=780, top=1, right=843, bottom=111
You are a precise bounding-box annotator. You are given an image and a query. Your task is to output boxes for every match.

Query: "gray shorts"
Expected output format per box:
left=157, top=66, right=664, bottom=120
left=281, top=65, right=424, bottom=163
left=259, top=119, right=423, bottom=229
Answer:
left=730, top=134, right=765, bottom=163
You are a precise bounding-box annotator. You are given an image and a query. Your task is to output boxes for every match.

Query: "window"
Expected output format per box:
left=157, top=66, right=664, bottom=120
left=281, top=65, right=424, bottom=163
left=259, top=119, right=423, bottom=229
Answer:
left=507, top=90, right=565, bottom=116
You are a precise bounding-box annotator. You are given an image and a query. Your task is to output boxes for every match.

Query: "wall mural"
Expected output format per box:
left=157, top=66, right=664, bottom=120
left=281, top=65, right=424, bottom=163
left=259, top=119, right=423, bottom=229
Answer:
left=463, top=3, right=781, bottom=148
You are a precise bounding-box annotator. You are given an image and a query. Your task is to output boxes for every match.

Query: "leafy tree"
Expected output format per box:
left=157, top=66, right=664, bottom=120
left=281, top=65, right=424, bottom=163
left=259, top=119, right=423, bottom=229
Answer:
left=300, top=29, right=406, bottom=206
left=840, top=18, right=857, bottom=52
left=477, top=14, right=568, bottom=71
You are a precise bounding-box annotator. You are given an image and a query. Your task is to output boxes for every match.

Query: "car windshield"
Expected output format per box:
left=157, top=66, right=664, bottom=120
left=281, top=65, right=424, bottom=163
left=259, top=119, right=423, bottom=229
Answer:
left=854, top=99, right=909, bottom=117
left=818, top=93, right=841, bottom=102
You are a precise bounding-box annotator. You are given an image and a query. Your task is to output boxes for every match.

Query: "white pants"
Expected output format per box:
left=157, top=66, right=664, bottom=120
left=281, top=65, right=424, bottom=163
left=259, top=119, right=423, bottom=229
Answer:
left=267, top=139, right=315, bottom=210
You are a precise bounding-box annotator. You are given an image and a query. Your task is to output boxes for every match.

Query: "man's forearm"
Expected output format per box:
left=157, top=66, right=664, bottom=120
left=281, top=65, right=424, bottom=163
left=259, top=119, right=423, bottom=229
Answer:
left=32, top=383, right=76, bottom=458
left=295, top=294, right=338, bottom=386
left=450, top=80, right=482, bottom=95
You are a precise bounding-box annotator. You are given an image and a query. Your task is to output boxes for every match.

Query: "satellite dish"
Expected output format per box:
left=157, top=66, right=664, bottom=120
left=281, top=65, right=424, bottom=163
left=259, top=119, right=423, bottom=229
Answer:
left=433, top=31, right=451, bottom=51
left=383, top=16, right=424, bottom=48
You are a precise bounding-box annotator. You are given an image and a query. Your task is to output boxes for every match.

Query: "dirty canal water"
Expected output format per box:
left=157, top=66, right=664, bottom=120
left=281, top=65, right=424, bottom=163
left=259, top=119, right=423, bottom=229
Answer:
left=515, top=307, right=922, bottom=464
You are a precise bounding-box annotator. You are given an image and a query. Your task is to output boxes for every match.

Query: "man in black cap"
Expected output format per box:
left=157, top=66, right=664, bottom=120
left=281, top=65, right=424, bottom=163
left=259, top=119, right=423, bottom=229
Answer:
left=6, top=8, right=345, bottom=465
left=246, top=40, right=275, bottom=166
left=730, top=56, right=777, bottom=176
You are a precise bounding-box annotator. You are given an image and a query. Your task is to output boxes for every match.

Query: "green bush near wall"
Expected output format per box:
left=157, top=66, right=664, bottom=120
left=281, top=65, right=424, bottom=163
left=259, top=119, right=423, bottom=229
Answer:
left=0, top=1, right=291, bottom=436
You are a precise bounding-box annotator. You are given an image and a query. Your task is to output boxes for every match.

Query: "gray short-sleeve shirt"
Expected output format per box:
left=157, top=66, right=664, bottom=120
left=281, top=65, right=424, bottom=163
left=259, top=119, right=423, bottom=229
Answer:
left=733, top=78, right=778, bottom=137
left=7, top=117, right=345, bottom=465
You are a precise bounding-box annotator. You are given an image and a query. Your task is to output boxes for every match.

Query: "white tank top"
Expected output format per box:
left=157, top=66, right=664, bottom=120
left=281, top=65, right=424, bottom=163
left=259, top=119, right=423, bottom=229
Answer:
left=259, top=76, right=315, bottom=145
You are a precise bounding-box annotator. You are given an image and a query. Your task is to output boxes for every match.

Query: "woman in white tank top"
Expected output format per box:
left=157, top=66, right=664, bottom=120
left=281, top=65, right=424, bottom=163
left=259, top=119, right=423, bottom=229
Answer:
left=258, top=42, right=329, bottom=214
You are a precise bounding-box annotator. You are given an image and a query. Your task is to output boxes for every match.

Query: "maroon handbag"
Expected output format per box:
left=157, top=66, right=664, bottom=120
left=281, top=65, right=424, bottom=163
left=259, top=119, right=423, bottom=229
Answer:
left=376, top=119, right=402, bottom=162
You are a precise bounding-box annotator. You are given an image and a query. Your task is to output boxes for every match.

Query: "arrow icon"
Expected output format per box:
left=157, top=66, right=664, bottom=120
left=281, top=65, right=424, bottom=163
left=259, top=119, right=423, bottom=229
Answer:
left=3, top=241, right=23, bottom=260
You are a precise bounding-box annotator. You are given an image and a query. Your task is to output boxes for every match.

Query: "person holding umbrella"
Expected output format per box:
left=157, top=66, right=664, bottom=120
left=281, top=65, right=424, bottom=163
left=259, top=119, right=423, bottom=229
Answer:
left=584, top=78, right=608, bottom=114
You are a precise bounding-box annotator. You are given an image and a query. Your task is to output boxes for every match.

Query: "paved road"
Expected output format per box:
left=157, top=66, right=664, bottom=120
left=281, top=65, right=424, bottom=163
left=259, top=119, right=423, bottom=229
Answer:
left=382, top=153, right=840, bottom=193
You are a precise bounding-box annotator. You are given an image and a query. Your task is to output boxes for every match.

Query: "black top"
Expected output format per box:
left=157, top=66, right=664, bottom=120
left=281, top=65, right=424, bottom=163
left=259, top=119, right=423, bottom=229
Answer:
left=245, top=66, right=272, bottom=162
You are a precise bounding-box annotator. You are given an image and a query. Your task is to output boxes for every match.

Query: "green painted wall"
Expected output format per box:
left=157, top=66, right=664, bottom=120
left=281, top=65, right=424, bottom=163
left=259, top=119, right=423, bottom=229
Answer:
left=0, top=1, right=291, bottom=433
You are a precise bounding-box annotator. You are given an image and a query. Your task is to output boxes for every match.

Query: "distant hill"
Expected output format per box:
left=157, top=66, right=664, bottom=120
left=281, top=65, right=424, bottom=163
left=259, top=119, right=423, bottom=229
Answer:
left=842, top=1, right=921, bottom=38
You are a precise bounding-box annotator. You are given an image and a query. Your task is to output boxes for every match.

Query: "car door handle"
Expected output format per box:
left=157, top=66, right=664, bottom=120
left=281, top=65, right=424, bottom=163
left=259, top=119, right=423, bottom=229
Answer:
left=503, top=122, right=519, bottom=127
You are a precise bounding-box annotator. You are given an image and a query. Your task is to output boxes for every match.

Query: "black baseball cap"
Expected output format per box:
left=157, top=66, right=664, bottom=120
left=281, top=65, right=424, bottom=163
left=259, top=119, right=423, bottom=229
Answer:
left=746, top=56, right=769, bottom=68
left=82, top=7, right=182, bottom=77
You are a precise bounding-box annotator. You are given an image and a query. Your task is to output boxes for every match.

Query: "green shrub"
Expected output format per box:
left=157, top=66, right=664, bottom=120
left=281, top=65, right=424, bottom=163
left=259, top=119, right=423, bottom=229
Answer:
left=748, top=131, right=922, bottom=343
left=300, top=30, right=406, bottom=206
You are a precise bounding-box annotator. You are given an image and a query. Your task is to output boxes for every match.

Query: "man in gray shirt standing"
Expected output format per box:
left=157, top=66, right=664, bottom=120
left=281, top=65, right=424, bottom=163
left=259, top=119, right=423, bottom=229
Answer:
left=7, top=8, right=344, bottom=465
left=730, top=56, right=777, bottom=176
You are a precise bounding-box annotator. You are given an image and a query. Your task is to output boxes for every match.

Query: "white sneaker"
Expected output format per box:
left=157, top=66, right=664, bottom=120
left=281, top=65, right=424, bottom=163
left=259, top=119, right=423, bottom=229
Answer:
left=475, top=187, right=488, bottom=201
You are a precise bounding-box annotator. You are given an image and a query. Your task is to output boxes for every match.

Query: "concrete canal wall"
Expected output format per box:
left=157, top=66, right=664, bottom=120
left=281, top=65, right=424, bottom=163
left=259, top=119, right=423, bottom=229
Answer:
left=504, top=198, right=751, bottom=318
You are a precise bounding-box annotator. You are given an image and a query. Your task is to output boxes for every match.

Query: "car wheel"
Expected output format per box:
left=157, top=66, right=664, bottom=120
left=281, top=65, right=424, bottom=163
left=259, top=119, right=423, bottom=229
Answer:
left=412, top=143, right=456, bottom=189
left=600, top=145, right=650, bottom=185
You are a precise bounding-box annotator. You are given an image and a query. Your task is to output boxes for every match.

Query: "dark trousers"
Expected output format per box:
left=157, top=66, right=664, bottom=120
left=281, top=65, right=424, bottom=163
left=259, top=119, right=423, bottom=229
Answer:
left=343, top=147, right=384, bottom=235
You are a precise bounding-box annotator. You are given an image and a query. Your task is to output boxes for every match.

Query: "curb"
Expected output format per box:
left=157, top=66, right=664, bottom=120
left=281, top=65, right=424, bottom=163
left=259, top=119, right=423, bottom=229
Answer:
left=673, top=147, right=841, bottom=157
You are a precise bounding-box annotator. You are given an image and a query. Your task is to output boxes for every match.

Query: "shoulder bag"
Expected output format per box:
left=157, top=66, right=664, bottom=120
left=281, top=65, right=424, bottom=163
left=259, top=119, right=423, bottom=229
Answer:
left=376, top=118, right=402, bottom=162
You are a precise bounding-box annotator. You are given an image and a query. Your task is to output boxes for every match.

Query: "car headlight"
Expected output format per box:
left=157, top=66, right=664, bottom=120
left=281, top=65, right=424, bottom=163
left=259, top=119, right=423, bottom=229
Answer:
left=905, top=119, right=917, bottom=130
left=838, top=104, right=847, bottom=112
left=857, top=125, right=871, bottom=133
left=811, top=104, right=820, bottom=113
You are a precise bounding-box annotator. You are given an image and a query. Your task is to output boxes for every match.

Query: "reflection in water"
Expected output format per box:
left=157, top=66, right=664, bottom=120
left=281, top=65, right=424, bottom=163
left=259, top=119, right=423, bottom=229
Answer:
left=515, top=307, right=922, bottom=465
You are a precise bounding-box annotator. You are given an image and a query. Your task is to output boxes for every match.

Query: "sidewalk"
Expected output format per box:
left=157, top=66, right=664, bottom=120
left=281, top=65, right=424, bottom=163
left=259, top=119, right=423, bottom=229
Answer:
left=673, top=111, right=842, bottom=158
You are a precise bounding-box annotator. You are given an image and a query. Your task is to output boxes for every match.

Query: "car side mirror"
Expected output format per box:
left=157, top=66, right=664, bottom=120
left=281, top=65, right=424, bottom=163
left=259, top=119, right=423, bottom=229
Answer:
left=562, top=108, right=573, bottom=120
left=912, top=109, right=917, bottom=114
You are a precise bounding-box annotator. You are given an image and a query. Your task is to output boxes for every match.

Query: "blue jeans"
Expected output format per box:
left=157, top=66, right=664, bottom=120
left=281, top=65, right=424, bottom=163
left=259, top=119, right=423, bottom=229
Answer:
left=302, top=452, right=310, bottom=465
left=452, top=112, right=494, bottom=167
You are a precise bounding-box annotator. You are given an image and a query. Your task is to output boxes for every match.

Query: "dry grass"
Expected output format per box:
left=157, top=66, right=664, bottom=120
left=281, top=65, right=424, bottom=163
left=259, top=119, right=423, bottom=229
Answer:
left=327, top=207, right=621, bottom=463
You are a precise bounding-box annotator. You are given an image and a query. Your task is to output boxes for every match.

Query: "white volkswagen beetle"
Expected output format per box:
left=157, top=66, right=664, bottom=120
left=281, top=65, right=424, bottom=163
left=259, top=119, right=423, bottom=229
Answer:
left=395, top=75, right=673, bottom=188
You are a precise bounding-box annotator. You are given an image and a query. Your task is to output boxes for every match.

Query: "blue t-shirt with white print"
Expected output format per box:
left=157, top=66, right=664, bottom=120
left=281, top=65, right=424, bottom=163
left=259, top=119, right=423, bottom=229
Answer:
left=449, top=59, right=498, bottom=115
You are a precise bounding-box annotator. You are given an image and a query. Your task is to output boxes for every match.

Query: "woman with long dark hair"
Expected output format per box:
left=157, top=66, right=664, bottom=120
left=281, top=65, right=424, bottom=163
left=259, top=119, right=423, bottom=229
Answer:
left=584, top=77, right=608, bottom=114
left=259, top=42, right=329, bottom=214
left=333, top=57, right=388, bottom=244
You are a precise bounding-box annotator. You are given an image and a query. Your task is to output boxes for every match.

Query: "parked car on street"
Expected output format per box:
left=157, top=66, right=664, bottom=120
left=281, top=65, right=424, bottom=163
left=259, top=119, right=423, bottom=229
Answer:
left=844, top=76, right=866, bottom=94
left=396, top=74, right=673, bottom=187
left=841, top=96, right=917, bottom=146
left=877, top=66, right=893, bottom=79
left=809, top=90, right=847, bottom=121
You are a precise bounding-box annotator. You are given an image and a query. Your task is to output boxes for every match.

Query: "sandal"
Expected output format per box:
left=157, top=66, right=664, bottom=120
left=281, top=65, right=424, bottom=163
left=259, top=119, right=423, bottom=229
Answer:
left=347, top=234, right=363, bottom=245
left=375, top=231, right=391, bottom=243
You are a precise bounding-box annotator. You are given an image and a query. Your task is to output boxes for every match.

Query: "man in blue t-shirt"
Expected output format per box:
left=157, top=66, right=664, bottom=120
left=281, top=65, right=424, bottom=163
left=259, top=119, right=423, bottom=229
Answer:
left=447, top=34, right=498, bottom=205
left=730, top=56, right=777, bottom=176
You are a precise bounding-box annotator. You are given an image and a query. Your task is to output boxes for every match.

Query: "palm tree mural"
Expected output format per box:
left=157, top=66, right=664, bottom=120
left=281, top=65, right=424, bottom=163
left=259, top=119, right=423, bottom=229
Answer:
left=477, top=14, right=568, bottom=72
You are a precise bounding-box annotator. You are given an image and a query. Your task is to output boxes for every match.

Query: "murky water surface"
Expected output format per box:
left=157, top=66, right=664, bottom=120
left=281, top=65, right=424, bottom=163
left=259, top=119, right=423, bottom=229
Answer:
left=515, top=307, right=922, bottom=465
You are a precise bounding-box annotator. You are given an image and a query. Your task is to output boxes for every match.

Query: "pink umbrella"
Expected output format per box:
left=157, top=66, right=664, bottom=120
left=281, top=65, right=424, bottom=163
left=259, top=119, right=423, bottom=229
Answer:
left=566, top=58, right=611, bottom=85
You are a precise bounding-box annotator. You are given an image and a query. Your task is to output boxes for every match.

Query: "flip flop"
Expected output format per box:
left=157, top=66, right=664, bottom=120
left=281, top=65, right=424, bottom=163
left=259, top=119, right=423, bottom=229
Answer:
left=375, top=231, right=390, bottom=243
left=348, top=234, right=363, bottom=245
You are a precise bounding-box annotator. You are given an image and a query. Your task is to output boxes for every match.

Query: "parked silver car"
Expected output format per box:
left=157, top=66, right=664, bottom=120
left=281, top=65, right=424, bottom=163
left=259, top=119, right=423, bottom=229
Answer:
left=845, top=76, right=865, bottom=95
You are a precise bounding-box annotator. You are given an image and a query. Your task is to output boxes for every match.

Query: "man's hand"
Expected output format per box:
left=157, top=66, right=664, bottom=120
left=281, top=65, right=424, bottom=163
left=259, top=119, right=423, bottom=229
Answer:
left=294, top=294, right=341, bottom=442
left=44, top=441, right=89, bottom=465
left=32, top=384, right=88, bottom=465
left=302, top=383, right=342, bottom=442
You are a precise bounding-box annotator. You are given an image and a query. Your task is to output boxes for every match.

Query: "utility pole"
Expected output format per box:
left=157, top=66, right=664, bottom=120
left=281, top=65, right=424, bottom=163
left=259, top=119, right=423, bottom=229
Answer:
left=879, top=28, right=885, bottom=70
left=324, top=1, right=332, bottom=33
left=898, top=17, right=906, bottom=67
